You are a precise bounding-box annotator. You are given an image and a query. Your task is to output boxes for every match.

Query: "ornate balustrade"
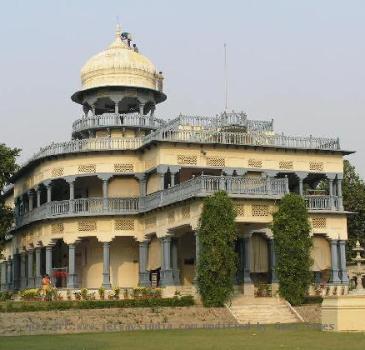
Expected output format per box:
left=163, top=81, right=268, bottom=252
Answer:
left=72, top=113, right=166, bottom=134
left=14, top=176, right=342, bottom=230
left=19, top=121, right=341, bottom=170
left=304, top=195, right=341, bottom=211
left=14, top=176, right=288, bottom=229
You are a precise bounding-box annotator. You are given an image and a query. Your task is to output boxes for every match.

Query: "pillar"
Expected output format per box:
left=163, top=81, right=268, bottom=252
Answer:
left=114, top=101, right=119, bottom=114
left=243, top=235, right=254, bottom=295
left=0, top=262, right=6, bottom=291
left=13, top=253, right=20, bottom=290
left=170, top=172, right=176, bottom=188
left=102, top=242, right=111, bottom=289
left=329, top=240, right=341, bottom=284
left=194, top=232, right=199, bottom=284
left=150, top=104, right=156, bottom=117
left=28, top=191, right=34, bottom=211
left=35, top=247, right=42, bottom=287
left=171, top=239, right=180, bottom=284
left=67, top=243, right=78, bottom=288
left=136, top=174, right=147, bottom=197
left=67, top=178, right=75, bottom=212
left=46, top=182, right=52, bottom=203
left=339, top=240, right=349, bottom=284
left=337, top=177, right=344, bottom=210
left=6, top=258, right=12, bottom=290
left=45, top=245, right=53, bottom=277
left=329, top=178, right=335, bottom=210
left=20, top=252, right=26, bottom=290
left=98, top=176, right=111, bottom=210
left=138, top=240, right=150, bottom=286
left=268, top=239, right=278, bottom=283
left=139, top=103, right=145, bottom=115
left=36, top=187, right=41, bottom=208
left=27, top=249, right=34, bottom=288
left=160, top=237, right=174, bottom=286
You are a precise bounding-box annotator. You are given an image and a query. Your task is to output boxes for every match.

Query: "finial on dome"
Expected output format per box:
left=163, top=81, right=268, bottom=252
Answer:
left=115, top=23, right=122, bottom=38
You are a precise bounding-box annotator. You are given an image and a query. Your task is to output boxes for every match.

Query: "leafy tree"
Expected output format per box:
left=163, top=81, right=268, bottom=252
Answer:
left=197, top=191, right=237, bottom=307
left=343, top=160, right=365, bottom=257
left=272, top=193, right=312, bottom=305
left=0, top=143, right=20, bottom=243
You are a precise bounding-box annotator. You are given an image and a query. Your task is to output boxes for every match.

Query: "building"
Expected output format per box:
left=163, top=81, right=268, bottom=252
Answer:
left=0, top=26, right=352, bottom=297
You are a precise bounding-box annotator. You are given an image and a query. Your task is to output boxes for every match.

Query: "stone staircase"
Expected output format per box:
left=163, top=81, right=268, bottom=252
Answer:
left=227, top=296, right=303, bottom=324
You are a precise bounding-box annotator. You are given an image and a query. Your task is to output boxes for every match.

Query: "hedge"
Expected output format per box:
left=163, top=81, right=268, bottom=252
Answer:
left=0, top=296, right=194, bottom=313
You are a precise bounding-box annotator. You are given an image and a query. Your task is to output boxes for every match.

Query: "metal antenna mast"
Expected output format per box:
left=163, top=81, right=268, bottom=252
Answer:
left=224, top=43, right=228, bottom=111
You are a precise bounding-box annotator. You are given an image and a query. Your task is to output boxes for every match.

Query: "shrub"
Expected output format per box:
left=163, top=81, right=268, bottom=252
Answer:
left=19, top=288, right=41, bottom=301
left=197, top=191, right=237, bottom=307
left=98, top=286, right=105, bottom=300
left=0, top=291, right=12, bottom=301
left=80, top=288, right=89, bottom=300
left=0, top=296, right=195, bottom=313
left=272, top=193, right=312, bottom=305
left=113, top=287, right=120, bottom=300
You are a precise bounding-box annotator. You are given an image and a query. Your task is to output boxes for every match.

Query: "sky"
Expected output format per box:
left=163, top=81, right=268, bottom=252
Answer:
left=0, top=0, right=364, bottom=176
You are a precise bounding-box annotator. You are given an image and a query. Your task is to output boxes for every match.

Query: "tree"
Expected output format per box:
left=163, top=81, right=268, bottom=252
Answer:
left=272, top=193, right=312, bottom=305
left=197, top=191, right=237, bottom=307
left=0, top=143, right=20, bottom=243
left=343, top=160, right=365, bottom=257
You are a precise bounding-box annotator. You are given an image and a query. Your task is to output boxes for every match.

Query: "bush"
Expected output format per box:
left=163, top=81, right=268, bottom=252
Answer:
left=272, top=194, right=312, bottom=305
left=303, top=296, right=323, bottom=305
left=0, top=296, right=194, bottom=313
left=0, top=291, right=13, bottom=301
left=197, top=191, right=237, bottom=307
left=19, top=288, right=41, bottom=301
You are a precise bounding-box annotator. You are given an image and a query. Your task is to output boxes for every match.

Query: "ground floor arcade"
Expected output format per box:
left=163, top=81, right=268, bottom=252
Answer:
left=0, top=225, right=349, bottom=294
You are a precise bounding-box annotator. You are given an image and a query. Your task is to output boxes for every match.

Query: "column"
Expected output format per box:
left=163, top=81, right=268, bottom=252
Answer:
left=67, top=243, right=78, bottom=288
left=20, top=252, right=26, bottom=290
left=268, top=239, right=278, bottom=283
left=45, top=182, right=52, bottom=203
left=138, top=240, right=150, bottom=286
left=135, top=174, right=147, bottom=197
left=329, top=178, right=335, bottom=210
left=114, top=101, right=119, bottom=114
left=337, top=177, right=344, bottom=210
left=13, top=253, right=20, bottom=290
left=7, top=258, right=12, bottom=290
left=98, top=176, right=111, bottom=210
left=157, top=166, right=168, bottom=190
left=28, top=191, right=34, bottom=211
left=102, top=242, right=111, bottom=289
left=243, top=236, right=252, bottom=284
left=45, top=245, right=53, bottom=276
left=27, top=249, right=34, bottom=288
left=150, top=104, right=156, bottom=117
left=139, top=103, right=145, bottom=115
left=194, top=232, right=199, bottom=284
left=329, top=239, right=341, bottom=284
left=36, top=186, right=41, bottom=208
left=160, top=237, right=174, bottom=286
left=171, top=239, right=180, bottom=284
left=170, top=172, right=176, bottom=188
left=66, top=178, right=75, bottom=212
left=35, top=247, right=42, bottom=287
left=0, top=262, right=6, bottom=291
left=339, top=240, right=349, bottom=284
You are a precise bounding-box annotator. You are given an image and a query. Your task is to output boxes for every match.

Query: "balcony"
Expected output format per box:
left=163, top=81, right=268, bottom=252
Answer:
left=72, top=113, right=166, bottom=135
left=14, top=176, right=288, bottom=229
left=13, top=176, right=343, bottom=230
left=304, top=195, right=342, bottom=211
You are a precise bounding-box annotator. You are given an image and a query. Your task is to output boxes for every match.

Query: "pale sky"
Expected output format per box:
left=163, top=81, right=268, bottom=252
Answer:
left=0, top=0, right=364, bottom=176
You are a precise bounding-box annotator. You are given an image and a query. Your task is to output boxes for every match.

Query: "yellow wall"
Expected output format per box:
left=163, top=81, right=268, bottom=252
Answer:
left=108, top=177, right=139, bottom=197
left=147, top=173, right=160, bottom=194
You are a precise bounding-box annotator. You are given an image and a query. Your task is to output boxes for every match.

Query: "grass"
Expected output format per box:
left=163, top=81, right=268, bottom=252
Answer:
left=1, top=325, right=365, bottom=350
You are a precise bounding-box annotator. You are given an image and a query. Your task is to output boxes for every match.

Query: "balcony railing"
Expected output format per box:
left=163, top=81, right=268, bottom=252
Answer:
left=15, top=176, right=288, bottom=229
left=304, top=195, right=341, bottom=211
left=72, top=113, right=166, bottom=134
left=14, top=176, right=343, bottom=230
left=21, top=124, right=341, bottom=170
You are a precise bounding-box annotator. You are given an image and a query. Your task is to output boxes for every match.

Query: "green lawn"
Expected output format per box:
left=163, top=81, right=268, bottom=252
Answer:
left=1, top=326, right=365, bottom=350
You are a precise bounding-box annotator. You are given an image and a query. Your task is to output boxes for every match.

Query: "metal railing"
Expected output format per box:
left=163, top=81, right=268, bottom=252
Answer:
left=72, top=113, right=166, bottom=134
left=14, top=176, right=342, bottom=230
left=304, top=195, right=341, bottom=211
left=14, top=176, right=288, bottom=229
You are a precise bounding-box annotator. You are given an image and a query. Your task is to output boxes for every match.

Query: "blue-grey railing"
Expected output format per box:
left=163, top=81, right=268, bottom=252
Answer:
left=15, top=175, right=288, bottom=229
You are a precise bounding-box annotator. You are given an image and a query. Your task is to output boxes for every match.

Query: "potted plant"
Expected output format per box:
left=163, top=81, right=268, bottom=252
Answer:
left=113, top=287, right=120, bottom=300
left=74, top=291, right=81, bottom=301
left=98, top=286, right=105, bottom=300
left=80, top=288, right=89, bottom=300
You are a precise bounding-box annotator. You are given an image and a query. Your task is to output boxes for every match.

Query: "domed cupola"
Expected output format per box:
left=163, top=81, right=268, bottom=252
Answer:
left=71, top=25, right=166, bottom=117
